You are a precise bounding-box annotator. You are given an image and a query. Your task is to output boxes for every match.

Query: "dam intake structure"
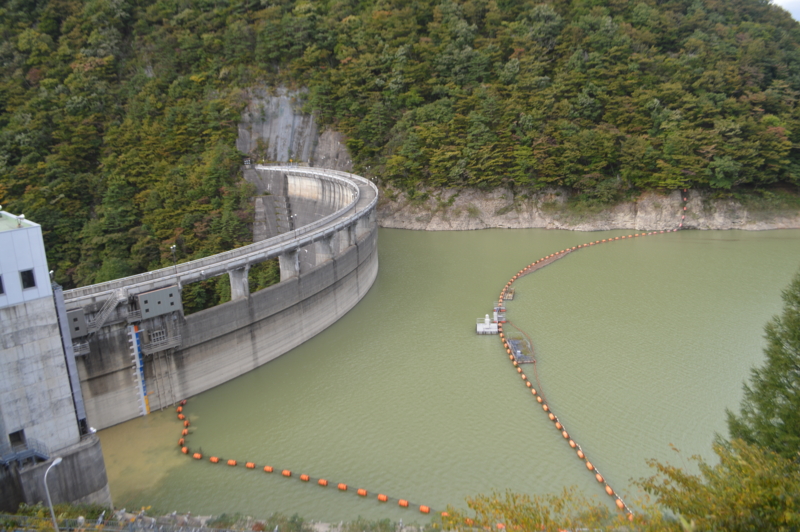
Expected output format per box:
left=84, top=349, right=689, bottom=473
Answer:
left=62, top=166, right=379, bottom=431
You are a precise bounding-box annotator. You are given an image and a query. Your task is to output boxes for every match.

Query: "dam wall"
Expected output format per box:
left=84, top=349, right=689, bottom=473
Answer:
left=65, top=167, right=378, bottom=430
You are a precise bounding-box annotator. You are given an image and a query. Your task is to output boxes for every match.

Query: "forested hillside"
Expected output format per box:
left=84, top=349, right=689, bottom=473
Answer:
left=2, top=0, right=800, bottom=289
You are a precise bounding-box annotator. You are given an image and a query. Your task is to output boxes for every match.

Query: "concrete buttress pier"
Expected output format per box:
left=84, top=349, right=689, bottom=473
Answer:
left=63, top=167, right=379, bottom=429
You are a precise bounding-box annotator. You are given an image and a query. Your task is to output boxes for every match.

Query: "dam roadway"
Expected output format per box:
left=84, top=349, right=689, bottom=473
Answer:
left=63, top=166, right=379, bottom=430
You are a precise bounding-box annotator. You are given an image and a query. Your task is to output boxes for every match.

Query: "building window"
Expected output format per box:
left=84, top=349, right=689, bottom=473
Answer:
left=9, top=429, right=26, bottom=450
left=20, top=269, right=36, bottom=289
left=0, top=275, right=4, bottom=294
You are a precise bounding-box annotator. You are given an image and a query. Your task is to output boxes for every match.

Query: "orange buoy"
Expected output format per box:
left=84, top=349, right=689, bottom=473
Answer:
left=264, top=465, right=273, bottom=473
left=577, top=450, right=585, bottom=459
left=542, top=404, right=549, bottom=411
left=378, top=494, right=388, bottom=502
left=176, top=406, right=183, bottom=413
left=210, top=456, right=219, bottom=464
left=193, top=453, right=202, bottom=460
left=586, top=461, right=594, bottom=471
left=181, top=429, right=189, bottom=436
left=605, top=485, right=614, bottom=496
left=181, top=447, right=188, bottom=454
left=516, top=367, right=522, bottom=373
left=183, top=420, right=190, bottom=427
left=595, top=473, right=604, bottom=483
left=282, top=470, right=291, bottom=477
left=420, top=506, right=430, bottom=514
left=178, top=414, right=185, bottom=420
left=246, top=462, right=255, bottom=469
left=531, top=388, right=537, bottom=395
left=562, top=431, right=569, bottom=439
left=548, top=413, right=555, bottom=421
left=569, top=440, right=576, bottom=448
left=521, top=374, right=527, bottom=380
left=178, top=438, right=184, bottom=446
left=526, top=382, right=532, bottom=388
left=509, top=355, right=514, bottom=360
left=615, top=499, right=624, bottom=510
left=180, top=400, right=187, bottom=406
left=555, top=421, right=562, bottom=429
left=506, top=349, right=511, bottom=354
left=499, top=333, right=504, bottom=339
left=537, top=396, right=543, bottom=403
left=300, top=474, right=310, bottom=481
left=513, top=361, right=518, bottom=367
left=318, top=479, right=328, bottom=486
left=338, top=483, right=347, bottom=491
left=357, top=488, right=367, bottom=497
left=628, top=513, right=634, bottom=522
left=228, top=459, right=237, bottom=466
left=399, top=499, right=409, bottom=508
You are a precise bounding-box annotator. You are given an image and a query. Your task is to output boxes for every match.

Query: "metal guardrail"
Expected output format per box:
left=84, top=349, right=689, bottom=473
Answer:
left=72, top=342, right=91, bottom=356
left=64, top=167, right=377, bottom=306
left=0, top=438, right=49, bottom=467
left=0, top=514, right=243, bottom=532
left=141, top=335, right=182, bottom=355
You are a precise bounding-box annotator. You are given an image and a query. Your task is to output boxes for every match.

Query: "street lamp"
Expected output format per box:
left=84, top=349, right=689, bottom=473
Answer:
left=44, top=457, right=63, bottom=532
left=170, top=245, right=179, bottom=288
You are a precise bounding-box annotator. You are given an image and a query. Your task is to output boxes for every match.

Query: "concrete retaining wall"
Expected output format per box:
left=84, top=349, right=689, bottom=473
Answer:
left=0, top=435, right=112, bottom=512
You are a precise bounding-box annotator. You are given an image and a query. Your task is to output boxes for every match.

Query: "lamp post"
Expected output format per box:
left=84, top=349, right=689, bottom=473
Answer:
left=170, top=245, right=179, bottom=288
left=44, top=457, right=63, bottom=532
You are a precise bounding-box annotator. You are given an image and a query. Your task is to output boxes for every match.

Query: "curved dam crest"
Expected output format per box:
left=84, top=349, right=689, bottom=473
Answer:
left=64, top=167, right=379, bottom=430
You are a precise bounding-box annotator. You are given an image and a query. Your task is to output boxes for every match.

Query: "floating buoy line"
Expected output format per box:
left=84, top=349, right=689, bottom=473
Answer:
left=171, top=191, right=690, bottom=525
left=494, top=192, right=690, bottom=523
left=174, top=401, right=434, bottom=516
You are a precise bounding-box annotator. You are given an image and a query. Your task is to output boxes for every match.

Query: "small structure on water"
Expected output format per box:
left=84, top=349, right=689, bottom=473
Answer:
left=507, top=337, right=535, bottom=364
left=476, top=304, right=506, bottom=334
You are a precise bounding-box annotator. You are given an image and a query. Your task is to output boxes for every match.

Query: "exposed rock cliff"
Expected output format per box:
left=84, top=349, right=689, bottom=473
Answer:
left=377, top=187, right=800, bottom=231
left=237, top=87, right=352, bottom=171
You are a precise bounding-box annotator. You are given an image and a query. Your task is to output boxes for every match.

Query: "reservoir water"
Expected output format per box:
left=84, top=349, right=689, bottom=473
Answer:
left=99, top=228, right=800, bottom=522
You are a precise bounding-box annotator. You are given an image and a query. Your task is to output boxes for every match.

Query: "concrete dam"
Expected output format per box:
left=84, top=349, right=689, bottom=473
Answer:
left=63, top=166, right=378, bottom=430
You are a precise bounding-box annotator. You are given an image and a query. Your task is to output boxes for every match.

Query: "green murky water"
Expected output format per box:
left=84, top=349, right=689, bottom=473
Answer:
left=99, top=228, right=800, bottom=522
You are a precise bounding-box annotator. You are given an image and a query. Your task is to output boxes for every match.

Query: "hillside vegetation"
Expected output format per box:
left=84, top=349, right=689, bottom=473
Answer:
left=2, top=0, right=800, bottom=290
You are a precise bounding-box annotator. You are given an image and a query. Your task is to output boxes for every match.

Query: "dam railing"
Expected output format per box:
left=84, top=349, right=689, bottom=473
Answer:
left=64, top=167, right=378, bottom=305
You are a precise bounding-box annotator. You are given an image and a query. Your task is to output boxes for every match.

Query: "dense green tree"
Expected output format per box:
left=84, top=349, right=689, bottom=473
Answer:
left=726, top=269, right=800, bottom=459
left=3, top=0, right=800, bottom=291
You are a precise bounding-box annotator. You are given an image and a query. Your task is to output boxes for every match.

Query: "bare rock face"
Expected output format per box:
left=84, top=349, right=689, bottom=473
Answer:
left=238, top=87, right=352, bottom=171
left=377, top=187, right=800, bottom=231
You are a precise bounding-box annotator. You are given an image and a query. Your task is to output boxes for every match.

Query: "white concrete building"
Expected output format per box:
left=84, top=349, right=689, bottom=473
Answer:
left=0, top=208, right=110, bottom=511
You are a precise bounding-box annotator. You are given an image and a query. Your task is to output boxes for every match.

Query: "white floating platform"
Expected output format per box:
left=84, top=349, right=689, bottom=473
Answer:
left=476, top=314, right=499, bottom=335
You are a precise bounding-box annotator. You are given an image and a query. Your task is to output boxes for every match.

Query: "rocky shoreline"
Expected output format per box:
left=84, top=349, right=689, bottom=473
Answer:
left=376, top=187, right=800, bottom=231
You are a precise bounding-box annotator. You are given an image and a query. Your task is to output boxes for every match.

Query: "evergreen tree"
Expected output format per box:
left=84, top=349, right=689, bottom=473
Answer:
left=727, top=269, right=800, bottom=459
